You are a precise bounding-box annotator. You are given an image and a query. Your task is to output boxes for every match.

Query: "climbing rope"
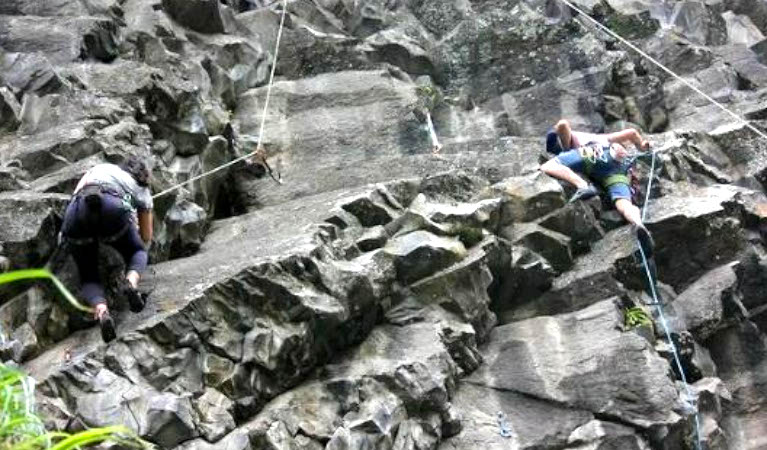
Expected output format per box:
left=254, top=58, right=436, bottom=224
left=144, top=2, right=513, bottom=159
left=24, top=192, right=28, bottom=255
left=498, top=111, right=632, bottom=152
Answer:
left=556, top=0, right=767, bottom=143
left=637, top=151, right=703, bottom=450
left=152, top=0, right=289, bottom=200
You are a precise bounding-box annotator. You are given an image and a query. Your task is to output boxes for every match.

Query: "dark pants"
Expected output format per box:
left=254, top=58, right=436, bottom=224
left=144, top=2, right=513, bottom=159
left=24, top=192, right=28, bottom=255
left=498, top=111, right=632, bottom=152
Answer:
left=62, top=193, right=147, bottom=306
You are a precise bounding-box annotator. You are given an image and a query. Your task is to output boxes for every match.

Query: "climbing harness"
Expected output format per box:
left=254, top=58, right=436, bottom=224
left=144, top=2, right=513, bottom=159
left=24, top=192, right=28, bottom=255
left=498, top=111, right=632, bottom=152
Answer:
left=61, top=185, right=133, bottom=246
left=152, top=0, right=288, bottom=200
left=579, top=143, right=633, bottom=191
left=496, top=411, right=514, bottom=438
left=636, top=151, right=703, bottom=450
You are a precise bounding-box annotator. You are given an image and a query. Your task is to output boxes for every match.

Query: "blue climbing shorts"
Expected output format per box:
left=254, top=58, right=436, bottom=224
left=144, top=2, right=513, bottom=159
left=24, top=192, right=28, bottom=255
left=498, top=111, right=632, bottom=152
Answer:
left=554, top=149, right=585, bottom=171
left=554, top=149, right=632, bottom=203
left=606, top=182, right=631, bottom=202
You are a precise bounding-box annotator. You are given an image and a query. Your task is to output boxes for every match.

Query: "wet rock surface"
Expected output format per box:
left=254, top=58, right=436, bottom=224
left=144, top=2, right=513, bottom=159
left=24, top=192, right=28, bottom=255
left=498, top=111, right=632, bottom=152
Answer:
left=1, top=0, right=767, bottom=449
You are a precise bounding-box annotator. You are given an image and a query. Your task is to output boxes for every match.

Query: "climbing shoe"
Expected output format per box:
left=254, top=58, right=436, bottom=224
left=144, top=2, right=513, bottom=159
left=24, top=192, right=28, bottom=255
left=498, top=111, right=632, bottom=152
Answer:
left=635, top=225, right=655, bottom=259
left=568, top=184, right=600, bottom=203
left=124, top=284, right=146, bottom=313
left=99, top=309, right=116, bottom=343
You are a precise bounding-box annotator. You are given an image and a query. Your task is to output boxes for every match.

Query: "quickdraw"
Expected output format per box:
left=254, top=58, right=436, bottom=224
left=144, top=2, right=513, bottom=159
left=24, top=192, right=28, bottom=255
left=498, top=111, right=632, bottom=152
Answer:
left=496, top=411, right=514, bottom=438
left=223, top=123, right=283, bottom=185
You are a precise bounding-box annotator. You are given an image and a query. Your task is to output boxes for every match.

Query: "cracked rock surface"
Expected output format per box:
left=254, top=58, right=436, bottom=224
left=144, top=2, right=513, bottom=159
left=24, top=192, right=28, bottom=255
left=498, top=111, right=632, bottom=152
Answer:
left=1, top=0, right=767, bottom=449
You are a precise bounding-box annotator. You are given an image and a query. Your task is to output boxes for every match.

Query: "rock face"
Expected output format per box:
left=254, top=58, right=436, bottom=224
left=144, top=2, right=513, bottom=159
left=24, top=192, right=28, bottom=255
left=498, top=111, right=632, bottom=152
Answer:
left=1, top=1, right=767, bottom=450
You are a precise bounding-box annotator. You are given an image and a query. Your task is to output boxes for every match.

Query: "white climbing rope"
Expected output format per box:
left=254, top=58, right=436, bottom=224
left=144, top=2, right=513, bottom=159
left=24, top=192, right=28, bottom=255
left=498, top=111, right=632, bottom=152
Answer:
left=557, top=0, right=767, bottom=143
left=638, top=151, right=703, bottom=450
left=152, top=0, right=289, bottom=200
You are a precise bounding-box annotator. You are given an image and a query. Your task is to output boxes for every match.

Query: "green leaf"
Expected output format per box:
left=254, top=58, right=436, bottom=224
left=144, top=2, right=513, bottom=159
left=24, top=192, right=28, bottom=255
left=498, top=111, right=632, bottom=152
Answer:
left=0, top=362, right=154, bottom=450
left=0, top=269, right=93, bottom=314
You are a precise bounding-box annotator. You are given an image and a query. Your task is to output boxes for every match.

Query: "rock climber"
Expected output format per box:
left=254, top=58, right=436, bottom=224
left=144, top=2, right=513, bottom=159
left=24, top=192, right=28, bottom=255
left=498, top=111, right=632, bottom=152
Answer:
left=540, top=119, right=654, bottom=255
left=545, top=119, right=649, bottom=156
left=60, top=156, right=153, bottom=342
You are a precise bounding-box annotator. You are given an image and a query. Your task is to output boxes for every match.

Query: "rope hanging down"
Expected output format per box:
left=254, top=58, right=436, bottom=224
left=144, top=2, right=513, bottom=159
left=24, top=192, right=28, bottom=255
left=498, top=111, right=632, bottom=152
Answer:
left=556, top=0, right=767, bottom=143
left=637, top=152, right=703, bottom=450
left=152, top=0, right=288, bottom=200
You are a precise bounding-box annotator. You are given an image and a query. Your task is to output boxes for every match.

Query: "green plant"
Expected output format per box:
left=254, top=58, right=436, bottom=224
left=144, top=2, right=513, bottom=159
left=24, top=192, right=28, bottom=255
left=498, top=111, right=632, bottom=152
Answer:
left=451, top=224, right=485, bottom=248
left=0, top=269, right=92, bottom=314
left=415, top=85, right=440, bottom=112
left=0, top=363, right=152, bottom=450
left=624, top=306, right=653, bottom=330
left=0, top=270, right=151, bottom=449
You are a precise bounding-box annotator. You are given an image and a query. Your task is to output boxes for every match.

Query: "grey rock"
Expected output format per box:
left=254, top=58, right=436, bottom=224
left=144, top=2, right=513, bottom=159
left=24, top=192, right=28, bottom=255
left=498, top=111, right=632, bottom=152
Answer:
left=394, top=418, right=440, bottom=450
left=359, top=26, right=436, bottom=79
left=0, top=16, right=119, bottom=64
left=567, top=420, right=652, bottom=450
left=247, top=322, right=457, bottom=447
left=11, top=322, right=39, bottom=362
left=341, top=191, right=400, bottom=227
left=665, top=1, right=727, bottom=46
left=0, top=87, right=21, bottom=132
left=0, top=121, right=104, bottom=179
left=667, top=263, right=738, bottom=341
left=483, top=172, right=565, bottom=225
left=441, top=382, right=593, bottom=450
left=495, top=246, right=556, bottom=323
left=5, top=2, right=767, bottom=448
left=161, top=0, right=236, bottom=34
left=0, top=166, right=28, bottom=192
left=18, top=92, right=130, bottom=136
left=722, top=11, right=765, bottom=47
left=202, top=353, right=237, bottom=395
left=74, top=367, right=151, bottom=432
left=510, top=226, right=633, bottom=322
left=0, top=191, right=68, bottom=269
left=237, top=9, right=280, bottom=55
left=645, top=185, right=747, bottom=290
left=502, top=66, right=610, bottom=137
left=146, top=392, right=199, bottom=448
left=383, top=230, right=467, bottom=284
left=28, top=154, right=105, bottom=194
left=409, top=241, right=497, bottom=340
left=384, top=208, right=452, bottom=240
left=194, top=388, right=236, bottom=443
left=0, top=0, right=120, bottom=17
left=58, top=60, right=162, bottom=97
left=733, top=248, right=767, bottom=312
left=706, top=321, right=767, bottom=412
left=715, top=44, right=767, bottom=89
left=693, top=377, right=732, bottom=450
left=176, top=429, right=251, bottom=450
left=25, top=285, right=53, bottom=337
left=0, top=52, right=65, bottom=95
left=242, top=318, right=309, bottom=372
left=164, top=200, right=208, bottom=259
left=726, top=0, right=767, bottom=34
left=705, top=319, right=767, bottom=449
left=410, top=194, right=502, bottom=232
left=537, top=201, right=605, bottom=255
left=139, top=81, right=210, bottom=157
left=356, top=225, right=389, bottom=252
left=503, top=222, right=573, bottom=273
left=469, top=300, right=683, bottom=428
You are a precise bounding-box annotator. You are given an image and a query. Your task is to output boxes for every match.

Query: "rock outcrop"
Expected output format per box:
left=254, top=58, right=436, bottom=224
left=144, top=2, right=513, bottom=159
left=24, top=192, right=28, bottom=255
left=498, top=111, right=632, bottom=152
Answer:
left=1, top=0, right=767, bottom=449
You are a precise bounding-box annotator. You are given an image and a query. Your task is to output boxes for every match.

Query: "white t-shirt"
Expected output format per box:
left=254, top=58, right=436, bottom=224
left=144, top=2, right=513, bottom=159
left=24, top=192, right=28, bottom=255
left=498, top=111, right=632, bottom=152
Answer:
left=75, top=163, right=153, bottom=211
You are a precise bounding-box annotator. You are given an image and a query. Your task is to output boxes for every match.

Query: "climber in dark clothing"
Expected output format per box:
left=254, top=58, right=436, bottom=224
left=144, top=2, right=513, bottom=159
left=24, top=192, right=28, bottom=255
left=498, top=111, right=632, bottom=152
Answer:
left=61, top=157, right=154, bottom=342
left=540, top=120, right=655, bottom=256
